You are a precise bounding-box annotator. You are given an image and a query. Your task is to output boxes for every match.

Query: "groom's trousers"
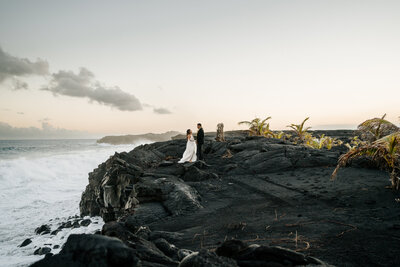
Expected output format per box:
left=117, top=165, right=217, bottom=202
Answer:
left=197, top=143, right=204, bottom=160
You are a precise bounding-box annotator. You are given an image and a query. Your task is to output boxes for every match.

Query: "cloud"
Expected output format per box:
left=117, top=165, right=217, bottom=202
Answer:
left=0, top=121, right=96, bottom=139
left=11, top=78, right=29, bottom=90
left=42, top=68, right=143, bottom=111
left=145, top=103, right=172, bottom=114
left=0, top=46, right=49, bottom=83
left=0, top=47, right=170, bottom=114
left=153, top=107, right=171, bottom=114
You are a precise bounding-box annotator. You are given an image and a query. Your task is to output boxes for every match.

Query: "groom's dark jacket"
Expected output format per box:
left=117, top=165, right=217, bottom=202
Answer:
left=197, top=128, right=204, bottom=145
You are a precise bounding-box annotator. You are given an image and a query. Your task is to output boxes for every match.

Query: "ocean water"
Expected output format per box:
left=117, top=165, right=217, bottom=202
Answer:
left=0, top=139, right=148, bottom=267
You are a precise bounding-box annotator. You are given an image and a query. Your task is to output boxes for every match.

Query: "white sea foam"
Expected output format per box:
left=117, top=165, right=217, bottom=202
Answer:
left=0, top=139, right=148, bottom=266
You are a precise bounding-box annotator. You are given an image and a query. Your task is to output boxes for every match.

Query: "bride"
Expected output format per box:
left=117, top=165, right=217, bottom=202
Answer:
left=178, top=129, right=197, bottom=163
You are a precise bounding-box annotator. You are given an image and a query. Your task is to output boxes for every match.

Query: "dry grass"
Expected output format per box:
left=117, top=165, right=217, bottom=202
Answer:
left=332, top=132, right=400, bottom=189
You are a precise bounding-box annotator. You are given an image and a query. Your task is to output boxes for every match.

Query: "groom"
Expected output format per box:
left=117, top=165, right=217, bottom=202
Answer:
left=196, top=123, right=204, bottom=160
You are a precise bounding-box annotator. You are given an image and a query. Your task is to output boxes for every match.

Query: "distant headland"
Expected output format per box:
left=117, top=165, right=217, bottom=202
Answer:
left=96, top=131, right=181, bottom=145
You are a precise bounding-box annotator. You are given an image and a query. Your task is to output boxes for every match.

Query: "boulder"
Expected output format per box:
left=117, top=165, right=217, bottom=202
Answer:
left=179, top=249, right=238, bottom=267
left=19, top=238, right=32, bottom=247
left=35, top=225, right=50, bottom=235
left=33, top=247, right=51, bottom=255
left=72, top=221, right=80, bottom=228
left=50, top=229, right=60, bottom=236
left=127, top=235, right=178, bottom=266
left=80, top=218, right=91, bottom=227
left=153, top=238, right=179, bottom=258
left=177, top=249, right=194, bottom=261
left=102, top=221, right=136, bottom=243
left=31, top=234, right=138, bottom=267
left=101, top=222, right=179, bottom=266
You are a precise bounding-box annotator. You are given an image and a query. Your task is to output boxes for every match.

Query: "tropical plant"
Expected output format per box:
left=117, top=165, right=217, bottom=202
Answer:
left=332, top=132, right=400, bottom=189
left=358, top=114, right=399, bottom=141
left=238, top=117, right=272, bottom=136
left=272, top=131, right=285, bottom=139
left=287, top=117, right=311, bottom=142
left=263, top=128, right=291, bottom=140
left=325, top=136, right=343, bottom=150
left=305, top=134, right=342, bottom=150
left=305, top=134, right=325, bottom=149
left=345, top=136, right=366, bottom=150
left=270, top=131, right=292, bottom=140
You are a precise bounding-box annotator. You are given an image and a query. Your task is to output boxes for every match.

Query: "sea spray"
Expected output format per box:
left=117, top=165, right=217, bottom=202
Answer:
left=0, top=139, right=149, bottom=266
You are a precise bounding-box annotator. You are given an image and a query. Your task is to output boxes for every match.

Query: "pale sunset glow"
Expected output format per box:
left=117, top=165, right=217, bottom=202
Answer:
left=1, top=0, right=399, bottom=138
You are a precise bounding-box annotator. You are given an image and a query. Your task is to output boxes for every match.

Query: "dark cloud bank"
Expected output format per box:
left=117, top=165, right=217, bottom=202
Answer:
left=42, top=68, right=143, bottom=111
left=153, top=107, right=172, bottom=114
left=0, top=47, right=49, bottom=82
left=0, top=121, right=96, bottom=139
left=0, top=46, right=171, bottom=114
left=0, top=46, right=49, bottom=90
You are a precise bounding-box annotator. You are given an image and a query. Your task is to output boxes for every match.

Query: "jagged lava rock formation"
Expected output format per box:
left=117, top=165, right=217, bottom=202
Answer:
left=80, top=134, right=341, bottom=222
left=35, top=131, right=400, bottom=266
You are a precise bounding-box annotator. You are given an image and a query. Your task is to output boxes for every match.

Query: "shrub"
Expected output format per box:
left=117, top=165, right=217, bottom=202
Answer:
left=238, top=117, right=272, bottom=136
left=287, top=117, right=311, bottom=143
left=332, top=132, right=400, bottom=189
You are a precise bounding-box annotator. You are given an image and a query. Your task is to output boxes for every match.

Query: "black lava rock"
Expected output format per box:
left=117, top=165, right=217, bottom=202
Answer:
left=34, top=247, right=51, bottom=255
left=31, top=234, right=138, bottom=267
left=19, top=238, right=32, bottom=247
left=50, top=229, right=60, bottom=236
left=35, top=225, right=51, bottom=235
left=80, top=218, right=91, bottom=227
left=180, top=249, right=238, bottom=267
left=72, top=221, right=80, bottom=228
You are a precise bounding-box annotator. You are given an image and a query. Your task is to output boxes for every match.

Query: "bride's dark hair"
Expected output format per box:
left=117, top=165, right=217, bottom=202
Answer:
left=186, top=129, right=191, bottom=136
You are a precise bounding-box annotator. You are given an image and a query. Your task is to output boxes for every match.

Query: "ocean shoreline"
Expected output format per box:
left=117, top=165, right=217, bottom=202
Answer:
left=32, top=130, right=400, bottom=266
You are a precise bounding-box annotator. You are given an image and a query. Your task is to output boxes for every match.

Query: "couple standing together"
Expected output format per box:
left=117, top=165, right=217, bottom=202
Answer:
left=178, top=123, right=204, bottom=163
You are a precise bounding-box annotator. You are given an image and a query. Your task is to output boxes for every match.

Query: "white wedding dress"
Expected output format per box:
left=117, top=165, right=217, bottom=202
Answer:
left=178, top=135, right=197, bottom=163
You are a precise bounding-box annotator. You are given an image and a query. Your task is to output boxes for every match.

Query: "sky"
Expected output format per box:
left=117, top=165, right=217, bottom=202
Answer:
left=0, top=0, right=399, bottom=138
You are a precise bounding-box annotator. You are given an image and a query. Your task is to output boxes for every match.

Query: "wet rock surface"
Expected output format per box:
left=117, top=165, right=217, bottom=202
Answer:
left=35, top=225, right=51, bottom=235
left=31, top=234, right=138, bottom=267
left=33, top=228, right=329, bottom=267
left=19, top=238, right=32, bottom=247
left=33, top=247, right=51, bottom=256
left=34, top=131, right=400, bottom=266
left=180, top=249, right=238, bottom=267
